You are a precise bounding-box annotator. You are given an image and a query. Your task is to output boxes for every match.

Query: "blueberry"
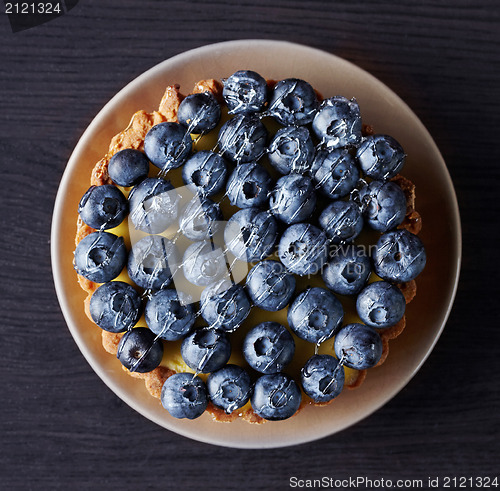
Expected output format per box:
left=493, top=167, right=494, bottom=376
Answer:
left=182, top=151, right=228, bottom=197
left=218, top=114, right=268, bottom=163
left=226, top=162, right=273, bottom=209
left=178, top=196, right=222, bottom=241
left=89, top=281, right=141, bottom=333
left=127, top=235, right=178, bottom=290
left=223, top=70, right=268, bottom=114
left=145, top=289, right=195, bottom=341
left=334, top=323, right=383, bottom=370
left=78, top=185, right=128, bottom=230
left=245, top=260, right=295, bottom=311
left=301, top=354, right=345, bottom=403
left=268, top=78, right=318, bottom=126
left=311, top=149, right=360, bottom=199
left=161, top=373, right=208, bottom=419
left=356, top=134, right=405, bottom=180
left=182, top=241, right=228, bottom=287
left=268, top=126, right=315, bottom=175
left=287, top=287, right=344, bottom=344
left=116, top=327, right=163, bottom=373
left=243, top=322, right=295, bottom=374
left=318, top=200, right=363, bottom=244
left=251, top=373, right=302, bottom=421
left=373, top=229, right=426, bottom=283
left=177, top=92, right=221, bottom=134
left=356, top=281, right=406, bottom=329
left=322, top=244, right=371, bottom=295
left=181, top=327, right=231, bottom=373
left=207, top=364, right=252, bottom=413
left=312, top=96, right=362, bottom=149
left=278, top=223, right=328, bottom=276
left=224, top=208, right=278, bottom=262
left=74, top=232, right=127, bottom=283
left=108, top=149, right=150, bottom=187
left=144, top=122, right=192, bottom=171
left=269, top=174, right=317, bottom=225
left=128, top=178, right=179, bottom=234
left=200, top=279, right=251, bottom=332
left=358, top=180, right=406, bottom=232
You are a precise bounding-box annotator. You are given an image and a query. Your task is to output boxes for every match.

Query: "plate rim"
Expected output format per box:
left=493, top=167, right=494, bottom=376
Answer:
left=51, top=39, right=462, bottom=449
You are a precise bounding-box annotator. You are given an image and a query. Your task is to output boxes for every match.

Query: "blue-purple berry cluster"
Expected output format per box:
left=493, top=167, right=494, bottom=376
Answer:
left=74, top=70, right=426, bottom=422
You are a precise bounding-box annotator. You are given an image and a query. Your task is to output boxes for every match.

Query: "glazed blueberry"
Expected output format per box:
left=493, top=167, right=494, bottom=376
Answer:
left=127, top=235, right=178, bottom=290
left=312, top=96, right=362, bottom=149
left=182, top=151, right=228, bottom=197
left=334, top=323, right=383, bottom=370
left=181, top=327, right=231, bottom=373
left=269, top=174, right=317, bottom=225
left=108, top=149, right=150, bottom=187
left=318, top=200, right=363, bottom=244
left=245, top=260, right=295, bottom=312
left=358, top=180, right=406, bottom=232
left=373, top=229, right=426, bottom=283
left=356, top=281, right=406, bottom=329
left=145, top=289, right=195, bottom=341
left=200, top=279, right=251, bottom=332
left=243, top=322, right=295, bottom=374
left=322, top=245, right=371, bottom=295
left=311, top=149, right=360, bottom=199
left=251, top=373, right=302, bottom=421
left=144, top=122, right=192, bottom=171
left=218, top=114, right=268, bottom=163
left=178, top=196, right=222, bottom=241
left=268, top=78, right=318, bottom=126
left=226, top=162, right=273, bottom=209
left=128, top=178, right=179, bottom=234
left=89, top=281, right=141, bottom=333
left=356, top=134, right=405, bottom=180
left=182, top=241, right=228, bottom=287
left=267, top=126, right=315, bottom=175
left=301, top=354, right=345, bottom=403
left=224, top=207, right=278, bottom=262
left=116, top=327, right=163, bottom=373
left=74, top=232, right=127, bottom=283
left=207, top=364, right=252, bottom=413
left=223, top=70, right=268, bottom=114
left=287, top=287, right=344, bottom=344
left=161, top=373, right=208, bottom=420
left=177, top=92, right=221, bottom=134
left=278, top=223, right=328, bottom=276
left=78, top=185, right=128, bottom=230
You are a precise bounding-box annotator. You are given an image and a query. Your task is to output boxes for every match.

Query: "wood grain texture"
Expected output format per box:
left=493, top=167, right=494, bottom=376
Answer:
left=1, top=0, right=499, bottom=489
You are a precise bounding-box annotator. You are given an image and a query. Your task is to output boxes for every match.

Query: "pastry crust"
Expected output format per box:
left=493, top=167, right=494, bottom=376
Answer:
left=392, top=174, right=422, bottom=235
left=75, top=79, right=423, bottom=424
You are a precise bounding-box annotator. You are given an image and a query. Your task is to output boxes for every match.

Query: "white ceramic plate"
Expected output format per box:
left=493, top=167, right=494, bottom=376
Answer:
left=51, top=40, right=461, bottom=448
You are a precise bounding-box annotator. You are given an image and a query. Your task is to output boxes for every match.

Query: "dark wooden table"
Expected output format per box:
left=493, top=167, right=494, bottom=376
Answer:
left=1, top=1, right=499, bottom=489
